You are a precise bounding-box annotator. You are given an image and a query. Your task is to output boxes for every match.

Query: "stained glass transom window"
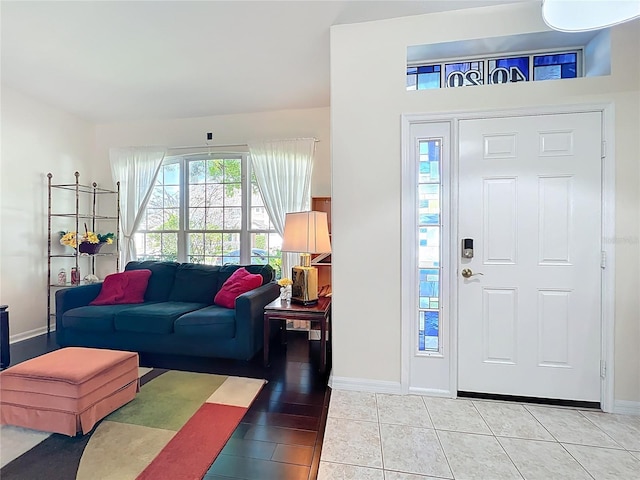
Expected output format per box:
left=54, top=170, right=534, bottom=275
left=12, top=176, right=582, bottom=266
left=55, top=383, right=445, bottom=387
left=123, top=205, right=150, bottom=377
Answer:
left=407, top=50, right=581, bottom=90
left=417, top=139, right=441, bottom=352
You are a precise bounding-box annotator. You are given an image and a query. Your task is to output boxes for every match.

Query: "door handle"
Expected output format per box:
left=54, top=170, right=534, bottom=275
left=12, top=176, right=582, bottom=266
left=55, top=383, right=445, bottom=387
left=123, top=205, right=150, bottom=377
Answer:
left=461, top=268, right=484, bottom=278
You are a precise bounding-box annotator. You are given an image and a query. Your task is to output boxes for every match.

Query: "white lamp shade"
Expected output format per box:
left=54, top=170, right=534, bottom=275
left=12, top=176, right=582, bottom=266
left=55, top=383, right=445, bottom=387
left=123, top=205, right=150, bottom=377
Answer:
left=281, top=211, right=331, bottom=254
left=542, top=0, right=640, bottom=32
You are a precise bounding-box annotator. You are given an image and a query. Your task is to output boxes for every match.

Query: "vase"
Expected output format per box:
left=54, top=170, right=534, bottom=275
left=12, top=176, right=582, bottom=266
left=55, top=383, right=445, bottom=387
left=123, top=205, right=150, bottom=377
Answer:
left=78, top=242, right=104, bottom=255
left=280, top=285, right=292, bottom=301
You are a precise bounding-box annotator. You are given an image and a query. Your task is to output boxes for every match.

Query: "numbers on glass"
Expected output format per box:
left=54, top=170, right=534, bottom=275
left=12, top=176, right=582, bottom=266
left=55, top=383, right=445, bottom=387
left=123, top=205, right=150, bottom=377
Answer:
left=446, top=70, right=482, bottom=88
left=490, top=66, right=527, bottom=84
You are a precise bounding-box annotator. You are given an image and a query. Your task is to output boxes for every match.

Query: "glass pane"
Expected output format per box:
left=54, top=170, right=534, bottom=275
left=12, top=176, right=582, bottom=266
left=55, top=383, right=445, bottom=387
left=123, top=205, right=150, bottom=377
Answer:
left=205, top=207, right=223, bottom=230
left=145, top=232, right=163, bottom=258
left=533, top=53, right=577, bottom=81
left=419, top=140, right=440, bottom=183
left=534, top=64, right=561, bottom=81
left=189, top=185, right=206, bottom=207
left=203, top=232, right=223, bottom=256
left=163, top=209, right=179, bottom=229
left=418, top=226, right=439, bottom=268
left=417, top=72, right=440, bottom=89
left=148, top=186, right=164, bottom=208
left=206, top=183, right=223, bottom=207
left=251, top=207, right=271, bottom=229
left=224, top=207, right=242, bottom=229
left=224, top=184, right=242, bottom=206
left=161, top=233, right=178, bottom=261
left=488, top=56, right=529, bottom=84
left=445, top=61, right=483, bottom=87
left=223, top=159, right=241, bottom=183
left=189, top=232, right=203, bottom=256
left=419, top=268, right=439, bottom=308
left=206, top=159, right=224, bottom=183
left=251, top=183, right=264, bottom=206
left=418, top=311, right=439, bottom=351
left=146, top=208, right=164, bottom=231
left=189, top=207, right=205, bottom=229
left=189, top=160, right=206, bottom=184
left=164, top=186, right=180, bottom=208
left=219, top=233, right=240, bottom=264
left=163, top=163, right=180, bottom=185
left=406, top=73, right=417, bottom=90
left=418, top=184, right=440, bottom=225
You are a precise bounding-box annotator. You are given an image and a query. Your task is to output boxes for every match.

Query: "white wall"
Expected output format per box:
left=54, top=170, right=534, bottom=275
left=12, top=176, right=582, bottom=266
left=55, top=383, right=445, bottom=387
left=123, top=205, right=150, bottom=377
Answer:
left=0, top=86, right=95, bottom=340
left=330, top=2, right=640, bottom=402
left=93, top=107, right=331, bottom=197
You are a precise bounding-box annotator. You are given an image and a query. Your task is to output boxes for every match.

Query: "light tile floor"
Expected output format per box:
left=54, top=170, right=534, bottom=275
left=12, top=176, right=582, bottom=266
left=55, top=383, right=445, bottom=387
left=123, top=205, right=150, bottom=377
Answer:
left=319, top=391, right=640, bottom=480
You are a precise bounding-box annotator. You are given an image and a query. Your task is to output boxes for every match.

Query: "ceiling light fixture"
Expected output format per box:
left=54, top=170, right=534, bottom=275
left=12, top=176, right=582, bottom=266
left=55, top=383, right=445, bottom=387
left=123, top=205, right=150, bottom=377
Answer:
left=542, top=0, right=640, bottom=32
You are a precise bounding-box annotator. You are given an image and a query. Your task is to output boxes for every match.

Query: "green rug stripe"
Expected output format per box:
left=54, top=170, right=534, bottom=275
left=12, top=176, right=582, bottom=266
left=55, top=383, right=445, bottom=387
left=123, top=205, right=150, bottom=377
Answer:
left=106, top=371, right=227, bottom=431
left=76, top=421, right=175, bottom=480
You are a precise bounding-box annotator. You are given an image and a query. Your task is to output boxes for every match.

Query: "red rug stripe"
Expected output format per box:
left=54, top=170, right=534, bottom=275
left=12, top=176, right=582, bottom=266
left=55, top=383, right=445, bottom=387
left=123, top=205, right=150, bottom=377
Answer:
left=136, top=403, right=247, bottom=480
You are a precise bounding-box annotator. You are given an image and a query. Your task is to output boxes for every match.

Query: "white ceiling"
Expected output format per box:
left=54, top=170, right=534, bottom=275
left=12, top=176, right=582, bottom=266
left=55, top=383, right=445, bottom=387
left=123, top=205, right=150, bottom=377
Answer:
left=1, top=0, right=529, bottom=123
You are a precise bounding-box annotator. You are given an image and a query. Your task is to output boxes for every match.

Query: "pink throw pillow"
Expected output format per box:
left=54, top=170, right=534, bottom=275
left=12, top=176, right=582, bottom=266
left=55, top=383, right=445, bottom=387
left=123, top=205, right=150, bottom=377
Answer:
left=90, top=269, right=152, bottom=305
left=214, top=268, right=263, bottom=309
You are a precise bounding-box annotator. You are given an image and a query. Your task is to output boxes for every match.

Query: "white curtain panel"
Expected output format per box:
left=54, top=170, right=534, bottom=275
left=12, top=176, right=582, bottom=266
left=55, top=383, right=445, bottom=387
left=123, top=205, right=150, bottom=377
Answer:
left=248, top=138, right=315, bottom=281
left=109, top=146, right=166, bottom=266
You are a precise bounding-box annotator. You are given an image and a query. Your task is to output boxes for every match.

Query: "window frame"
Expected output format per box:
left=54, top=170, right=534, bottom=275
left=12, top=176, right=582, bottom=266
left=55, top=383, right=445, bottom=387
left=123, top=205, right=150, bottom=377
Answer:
left=134, top=152, right=281, bottom=271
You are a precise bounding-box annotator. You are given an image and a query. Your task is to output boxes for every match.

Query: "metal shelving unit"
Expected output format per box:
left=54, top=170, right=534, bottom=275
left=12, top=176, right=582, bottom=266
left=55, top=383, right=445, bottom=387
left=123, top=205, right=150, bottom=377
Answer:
left=47, top=172, right=120, bottom=333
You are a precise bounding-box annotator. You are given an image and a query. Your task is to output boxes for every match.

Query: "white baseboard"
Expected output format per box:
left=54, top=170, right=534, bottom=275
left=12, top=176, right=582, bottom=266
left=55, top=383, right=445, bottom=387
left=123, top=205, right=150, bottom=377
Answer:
left=10, top=325, right=54, bottom=344
left=328, top=376, right=402, bottom=394
left=613, top=399, right=640, bottom=416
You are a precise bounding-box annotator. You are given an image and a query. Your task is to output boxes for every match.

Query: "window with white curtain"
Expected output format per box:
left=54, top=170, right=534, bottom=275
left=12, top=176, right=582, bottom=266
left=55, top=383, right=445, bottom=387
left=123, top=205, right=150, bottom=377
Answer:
left=134, top=153, right=282, bottom=276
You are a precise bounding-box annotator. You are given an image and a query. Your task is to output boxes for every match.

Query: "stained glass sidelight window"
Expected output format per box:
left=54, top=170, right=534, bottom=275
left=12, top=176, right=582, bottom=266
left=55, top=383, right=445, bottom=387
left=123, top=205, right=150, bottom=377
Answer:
left=417, top=139, right=441, bottom=352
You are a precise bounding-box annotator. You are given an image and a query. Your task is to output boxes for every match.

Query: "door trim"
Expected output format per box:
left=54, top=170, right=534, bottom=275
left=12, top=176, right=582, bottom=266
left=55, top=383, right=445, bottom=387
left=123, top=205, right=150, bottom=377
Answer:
left=401, top=102, right=615, bottom=412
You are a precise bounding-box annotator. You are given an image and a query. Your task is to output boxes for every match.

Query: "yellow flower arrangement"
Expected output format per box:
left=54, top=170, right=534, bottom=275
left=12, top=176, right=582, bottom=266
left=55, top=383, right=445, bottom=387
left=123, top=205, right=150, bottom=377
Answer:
left=277, top=277, right=293, bottom=287
left=59, top=230, right=115, bottom=248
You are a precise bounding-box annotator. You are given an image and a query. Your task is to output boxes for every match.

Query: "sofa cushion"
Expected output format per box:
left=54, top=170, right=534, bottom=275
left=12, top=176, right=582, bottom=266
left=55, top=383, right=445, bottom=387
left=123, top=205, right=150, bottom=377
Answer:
left=168, top=263, right=221, bottom=304
left=174, top=305, right=236, bottom=338
left=214, top=268, right=263, bottom=309
left=125, top=261, right=179, bottom=302
left=62, top=305, right=139, bottom=333
left=217, top=264, right=274, bottom=292
left=90, top=270, right=152, bottom=305
left=113, top=302, right=207, bottom=334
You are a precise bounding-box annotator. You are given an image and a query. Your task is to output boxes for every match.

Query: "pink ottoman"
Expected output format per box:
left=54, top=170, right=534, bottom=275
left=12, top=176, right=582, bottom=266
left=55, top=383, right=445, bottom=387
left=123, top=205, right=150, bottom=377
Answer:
left=0, top=347, right=139, bottom=436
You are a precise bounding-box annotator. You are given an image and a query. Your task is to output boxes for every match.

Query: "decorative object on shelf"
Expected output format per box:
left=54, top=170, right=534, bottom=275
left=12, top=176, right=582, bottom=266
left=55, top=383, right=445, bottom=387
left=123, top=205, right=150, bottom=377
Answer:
left=70, top=267, right=81, bottom=286
left=83, top=274, right=100, bottom=284
left=57, top=268, right=67, bottom=286
left=277, top=277, right=293, bottom=301
left=59, top=224, right=115, bottom=254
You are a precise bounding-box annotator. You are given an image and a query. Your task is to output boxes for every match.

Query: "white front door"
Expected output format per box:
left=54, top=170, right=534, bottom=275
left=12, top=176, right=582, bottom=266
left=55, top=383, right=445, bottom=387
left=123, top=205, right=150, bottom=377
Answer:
left=457, top=112, right=602, bottom=402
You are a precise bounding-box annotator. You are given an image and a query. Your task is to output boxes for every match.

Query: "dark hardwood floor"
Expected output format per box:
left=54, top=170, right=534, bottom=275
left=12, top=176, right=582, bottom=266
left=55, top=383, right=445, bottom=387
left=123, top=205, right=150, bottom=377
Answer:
left=7, top=328, right=331, bottom=480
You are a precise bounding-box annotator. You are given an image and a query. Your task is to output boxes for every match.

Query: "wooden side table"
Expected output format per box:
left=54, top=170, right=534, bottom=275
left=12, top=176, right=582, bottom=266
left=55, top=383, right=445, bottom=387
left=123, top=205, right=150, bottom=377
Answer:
left=263, top=296, right=331, bottom=373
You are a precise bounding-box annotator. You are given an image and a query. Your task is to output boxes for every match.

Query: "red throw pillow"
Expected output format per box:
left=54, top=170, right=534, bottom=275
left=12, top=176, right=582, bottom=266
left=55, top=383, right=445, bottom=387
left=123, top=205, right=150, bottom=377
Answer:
left=90, top=269, right=152, bottom=305
left=214, top=267, right=263, bottom=309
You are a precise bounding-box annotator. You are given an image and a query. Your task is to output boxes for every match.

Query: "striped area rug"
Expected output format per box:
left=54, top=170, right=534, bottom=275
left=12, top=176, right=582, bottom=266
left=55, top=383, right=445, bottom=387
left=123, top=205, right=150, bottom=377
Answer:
left=0, top=369, right=266, bottom=480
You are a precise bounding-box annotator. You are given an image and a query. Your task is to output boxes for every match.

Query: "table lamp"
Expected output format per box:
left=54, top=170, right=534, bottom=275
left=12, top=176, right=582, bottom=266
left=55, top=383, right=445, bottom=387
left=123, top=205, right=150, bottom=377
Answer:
left=281, top=211, right=331, bottom=305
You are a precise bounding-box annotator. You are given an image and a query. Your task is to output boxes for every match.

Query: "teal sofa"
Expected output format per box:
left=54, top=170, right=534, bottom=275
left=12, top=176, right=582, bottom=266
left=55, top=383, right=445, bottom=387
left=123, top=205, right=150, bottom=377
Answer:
left=55, top=261, right=279, bottom=361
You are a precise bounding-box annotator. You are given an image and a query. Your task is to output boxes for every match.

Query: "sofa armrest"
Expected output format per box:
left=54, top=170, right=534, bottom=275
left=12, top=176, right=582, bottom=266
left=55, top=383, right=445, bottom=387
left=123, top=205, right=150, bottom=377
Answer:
left=55, top=284, right=103, bottom=329
left=234, top=281, right=280, bottom=356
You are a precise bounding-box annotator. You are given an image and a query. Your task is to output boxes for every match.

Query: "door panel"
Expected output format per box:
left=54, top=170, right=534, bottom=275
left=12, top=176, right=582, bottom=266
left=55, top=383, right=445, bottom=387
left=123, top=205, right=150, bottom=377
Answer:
left=458, top=112, right=602, bottom=402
